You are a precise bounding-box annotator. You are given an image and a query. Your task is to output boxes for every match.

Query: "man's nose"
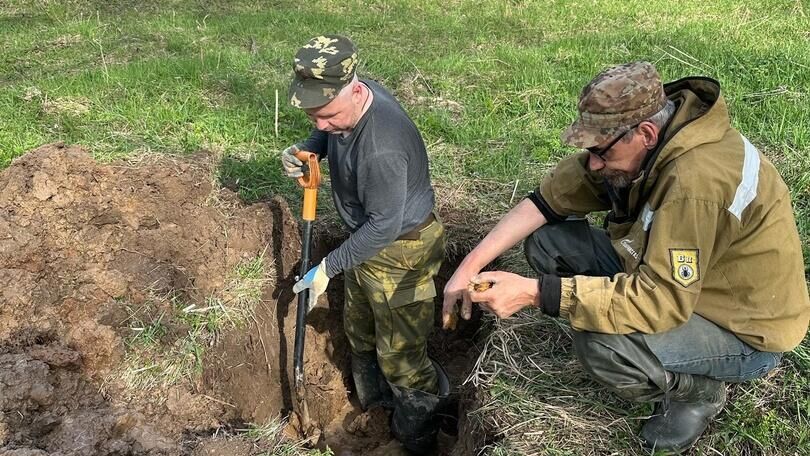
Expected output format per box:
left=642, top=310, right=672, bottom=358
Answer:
left=315, top=118, right=330, bottom=131
left=588, top=154, right=605, bottom=171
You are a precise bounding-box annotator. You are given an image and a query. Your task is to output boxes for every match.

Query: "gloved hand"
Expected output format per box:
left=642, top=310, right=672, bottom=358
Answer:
left=281, top=145, right=304, bottom=178
left=293, top=258, right=330, bottom=312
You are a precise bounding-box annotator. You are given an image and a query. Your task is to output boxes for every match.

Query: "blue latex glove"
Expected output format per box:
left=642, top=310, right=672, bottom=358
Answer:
left=293, top=259, right=330, bottom=312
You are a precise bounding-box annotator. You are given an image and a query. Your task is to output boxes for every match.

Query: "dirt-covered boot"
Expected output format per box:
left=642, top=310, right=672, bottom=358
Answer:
left=640, top=373, right=727, bottom=453
left=351, top=350, right=393, bottom=410
left=389, top=360, right=450, bottom=455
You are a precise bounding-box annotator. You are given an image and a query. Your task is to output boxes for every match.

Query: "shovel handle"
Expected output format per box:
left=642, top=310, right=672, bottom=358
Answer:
left=295, top=151, right=320, bottom=222
left=295, top=151, right=321, bottom=190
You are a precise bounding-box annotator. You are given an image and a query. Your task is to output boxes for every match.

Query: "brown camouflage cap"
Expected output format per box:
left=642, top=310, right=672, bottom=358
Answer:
left=289, top=35, right=359, bottom=109
left=561, top=61, right=667, bottom=148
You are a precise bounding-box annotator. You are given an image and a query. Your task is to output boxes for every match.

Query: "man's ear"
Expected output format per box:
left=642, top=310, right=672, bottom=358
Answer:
left=639, top=121, right=660, bottom=149
left=351, top=82, right=363, bottom=97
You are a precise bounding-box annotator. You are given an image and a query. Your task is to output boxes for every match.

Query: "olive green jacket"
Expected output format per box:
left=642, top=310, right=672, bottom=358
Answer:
left=538, top=77, right=809, bottom=352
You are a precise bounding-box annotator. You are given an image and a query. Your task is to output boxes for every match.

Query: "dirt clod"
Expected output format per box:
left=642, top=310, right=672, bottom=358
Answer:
left=345, top=406, right=390, bottom=438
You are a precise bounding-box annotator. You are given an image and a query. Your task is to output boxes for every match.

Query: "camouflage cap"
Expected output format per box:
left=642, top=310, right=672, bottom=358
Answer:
left=561, top=61, right=667, bottom=148
left=289, top=35, right=359, bottom=109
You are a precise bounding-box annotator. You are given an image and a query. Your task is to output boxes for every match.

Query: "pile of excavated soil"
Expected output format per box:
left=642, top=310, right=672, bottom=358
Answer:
left=0, top=144, right=347, bottom=455
left=0, top=143, right=484, bottom=456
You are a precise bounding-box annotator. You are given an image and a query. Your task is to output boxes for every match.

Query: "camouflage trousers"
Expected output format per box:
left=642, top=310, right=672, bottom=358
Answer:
left=344, top=216, right=445, bottom=394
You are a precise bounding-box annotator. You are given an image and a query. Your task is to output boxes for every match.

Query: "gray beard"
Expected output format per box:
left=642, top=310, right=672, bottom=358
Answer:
left=598, top=169, right=637, bottom=189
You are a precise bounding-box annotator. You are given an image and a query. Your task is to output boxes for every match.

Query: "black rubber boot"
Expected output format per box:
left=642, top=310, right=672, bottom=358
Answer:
left=640, top=373, right=727, bottom=453
left=389, top=360, right=450, bottom=455
left=351, top=350, right=393, bottom=410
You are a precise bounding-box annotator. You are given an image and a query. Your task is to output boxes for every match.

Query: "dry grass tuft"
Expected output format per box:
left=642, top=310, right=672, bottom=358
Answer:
left=41, top=96, right=91, bottom=116
left=214, top=251, right=274, bottom=326
left=397, top=73, right=465, bottom=121
left=466, top=310, right=810, bottom=455
left=466, top=311, right=642, bottom=455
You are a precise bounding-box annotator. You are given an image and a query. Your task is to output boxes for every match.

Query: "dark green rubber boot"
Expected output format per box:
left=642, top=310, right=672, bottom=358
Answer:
left=351, top=350, right=393, bottom=410
left=640, top=373, right=727, bottom=453
left=389, top=360, right=450, bottom=455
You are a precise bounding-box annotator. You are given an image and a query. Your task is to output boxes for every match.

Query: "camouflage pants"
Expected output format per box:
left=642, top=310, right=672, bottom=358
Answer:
left=344, top=217, right=445, bottom=394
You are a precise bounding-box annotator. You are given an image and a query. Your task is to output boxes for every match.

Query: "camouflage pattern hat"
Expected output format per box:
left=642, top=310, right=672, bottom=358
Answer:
left=289, top=35, right=359, bottom=109
left=561, top=61, right=667, bottom=148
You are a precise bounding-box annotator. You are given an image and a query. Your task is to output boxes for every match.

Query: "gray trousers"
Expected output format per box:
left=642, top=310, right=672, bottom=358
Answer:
left=525, top=220, right=782, bottom=402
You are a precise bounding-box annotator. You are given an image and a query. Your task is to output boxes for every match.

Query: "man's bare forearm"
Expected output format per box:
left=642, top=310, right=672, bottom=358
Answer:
left=458, top=198, right=547, bottom=272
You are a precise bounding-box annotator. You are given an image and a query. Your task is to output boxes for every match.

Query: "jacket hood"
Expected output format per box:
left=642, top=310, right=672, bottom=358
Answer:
left=656, top=77, right=728, bottom=164
left=632, top=77, right=730, bottom=209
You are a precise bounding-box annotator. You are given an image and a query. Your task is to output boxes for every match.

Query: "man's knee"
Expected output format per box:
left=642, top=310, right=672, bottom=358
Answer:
left=378, top=347, right=437, bottom=394
left=524, top=224, right=568, bottom=275
left=572, top=331, right=668, bottom=402
left=344, top=315, right=375, bottom=354
left=524, top=220, right=609, bottom=276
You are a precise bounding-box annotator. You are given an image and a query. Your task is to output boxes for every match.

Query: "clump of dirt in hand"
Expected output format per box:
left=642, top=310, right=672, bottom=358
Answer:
left=0, top=143, right=348, bottom=454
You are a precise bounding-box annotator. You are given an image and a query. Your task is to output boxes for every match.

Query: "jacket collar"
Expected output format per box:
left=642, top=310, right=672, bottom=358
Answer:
left=625, top=77, right=729, bottom=215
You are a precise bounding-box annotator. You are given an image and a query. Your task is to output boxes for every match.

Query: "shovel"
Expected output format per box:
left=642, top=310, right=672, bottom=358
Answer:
left=292, top=150, right=320, bottom=437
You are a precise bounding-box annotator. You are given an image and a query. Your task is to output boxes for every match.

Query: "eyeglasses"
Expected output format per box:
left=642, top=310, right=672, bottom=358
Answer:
left=586, top=124, right=639, bottom=158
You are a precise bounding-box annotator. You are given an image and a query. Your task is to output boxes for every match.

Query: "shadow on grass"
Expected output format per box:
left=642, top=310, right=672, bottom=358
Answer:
left=218, top=153, right=300, bottom=203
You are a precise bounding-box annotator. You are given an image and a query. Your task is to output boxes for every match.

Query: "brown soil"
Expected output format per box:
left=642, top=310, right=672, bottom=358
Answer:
left=0, top=143, right=483, bottom=455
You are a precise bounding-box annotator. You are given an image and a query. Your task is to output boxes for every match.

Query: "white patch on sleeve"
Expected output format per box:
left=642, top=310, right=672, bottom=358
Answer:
left=727, top=135, right=760, bottom=221
left=641, top=203, right=655, bottom=232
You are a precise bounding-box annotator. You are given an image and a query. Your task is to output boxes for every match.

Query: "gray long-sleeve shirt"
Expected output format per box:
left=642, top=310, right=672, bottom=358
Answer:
left=299, top=79, right=434, bottom=278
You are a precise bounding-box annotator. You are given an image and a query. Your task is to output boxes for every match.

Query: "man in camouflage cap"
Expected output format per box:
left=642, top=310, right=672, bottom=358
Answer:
left=561, top=61, right=667, bottom=149
left=288, top=35, right=359, bottom=109
left=284, top=35, right=449, bottom=454
left=443, top=61, right=809, bottom=452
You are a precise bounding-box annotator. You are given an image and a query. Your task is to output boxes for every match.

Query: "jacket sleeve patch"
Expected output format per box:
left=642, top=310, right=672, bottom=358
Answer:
left=670, top=249, right=700, bottom=287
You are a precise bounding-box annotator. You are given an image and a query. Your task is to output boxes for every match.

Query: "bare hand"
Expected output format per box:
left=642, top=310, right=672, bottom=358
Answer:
left=469, top=271, right=540, bottom=319
left=441, top=267, right=476, bottom=330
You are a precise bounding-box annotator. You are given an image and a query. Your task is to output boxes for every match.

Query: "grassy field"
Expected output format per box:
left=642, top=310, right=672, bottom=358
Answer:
left=1, top=0, right=808, bottom=454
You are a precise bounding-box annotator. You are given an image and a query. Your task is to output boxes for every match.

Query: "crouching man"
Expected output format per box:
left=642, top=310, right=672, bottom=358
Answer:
left=443, top=61, right=810, bottom=452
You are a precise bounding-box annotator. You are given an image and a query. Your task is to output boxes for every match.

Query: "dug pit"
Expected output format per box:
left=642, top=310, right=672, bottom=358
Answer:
left=0, top=144, right=484, bottom=455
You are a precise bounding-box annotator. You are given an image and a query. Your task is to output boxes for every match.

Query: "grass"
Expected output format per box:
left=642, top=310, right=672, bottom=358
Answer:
left=109, top=253, right=270, bottom=392
left=217, top=251, right=274, bottom=326
left=469, top=313, right=642, bottom=455
left=179, top=253, right=271, bottom=329
left=112, top=298, right=208, bottom=392
left=470, top=312, right=810, bottom=455
left=238, top=417, right=335, bottom=456
left=2, top=0, right=808, bottom=454
left=126, top=310, right=167, bottom=348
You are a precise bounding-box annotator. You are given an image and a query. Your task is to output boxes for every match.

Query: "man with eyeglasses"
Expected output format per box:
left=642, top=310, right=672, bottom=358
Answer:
left=442, top=61, right=809, bottom=452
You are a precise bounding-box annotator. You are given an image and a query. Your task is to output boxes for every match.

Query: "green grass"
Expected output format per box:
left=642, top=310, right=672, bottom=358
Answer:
left=2, top=0, right=809, bottom=454
left=125, top=310, right=167, bottom=348
left=108, top=253, right=269, bottom=392
left=1, top=0, right=806, bottom=253
left=472, top=313, right=810, bottom=455
left=112, top=297, right=208, bottom=392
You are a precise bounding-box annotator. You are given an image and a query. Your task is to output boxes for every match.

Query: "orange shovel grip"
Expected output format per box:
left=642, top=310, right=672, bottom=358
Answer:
left=295, top=151, right=321, bottom=221
left=294, top=151, right=321, bottom=190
